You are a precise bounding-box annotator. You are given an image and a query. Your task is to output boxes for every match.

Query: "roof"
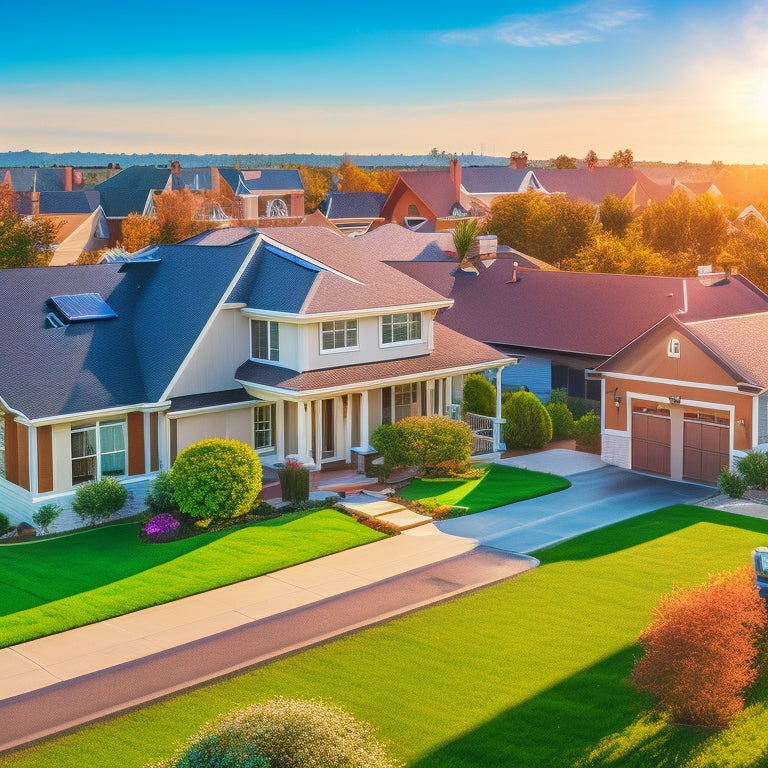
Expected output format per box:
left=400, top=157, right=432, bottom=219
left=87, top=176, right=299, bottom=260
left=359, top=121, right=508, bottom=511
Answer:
left=460, top=167, right=540, bottom=194
left=14, top=190, right=101, bottom=215
left=318, top=192, right=387, bottom=219
left=237, top=169, right=303, bottom=192
left=534, top=168, right=671, bottom=207
left=385, top=169, right=459, bottom=218
left=0, top=168, right=69, bottom=192
left=356, top=223, right=456, bottom=261
left=388, top=262, right=768, bottom=357
left=235, top=323, right=510, bottom=394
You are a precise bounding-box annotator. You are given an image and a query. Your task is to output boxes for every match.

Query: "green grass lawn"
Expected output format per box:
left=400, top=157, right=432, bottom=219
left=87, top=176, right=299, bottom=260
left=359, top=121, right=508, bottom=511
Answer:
left=0, top=509, right=385, bottom=647
left=398, top=463, right=571, bottom=513
left=7, top=504, right=768, bottom=768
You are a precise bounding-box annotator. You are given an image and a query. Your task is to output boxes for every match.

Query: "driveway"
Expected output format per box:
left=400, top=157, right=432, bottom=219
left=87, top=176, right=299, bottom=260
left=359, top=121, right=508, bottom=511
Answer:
left=436, top=454, right=712, bottom=554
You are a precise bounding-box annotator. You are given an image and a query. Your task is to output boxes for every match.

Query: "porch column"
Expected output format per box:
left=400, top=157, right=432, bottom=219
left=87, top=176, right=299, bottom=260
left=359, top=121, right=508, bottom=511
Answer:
left=275, top=400, right=285, bottom=461
left=426, top=380, right=435, bottom=415
left=343, top=395, right=352, bottom=463
left=296, top=401, right=313, bottom=465
left=158, top=412, right=170, bottom=471
left=28, top=424, right=39, bottom=495
left=313, top=400, right=323, bottom=467
left=444, top=378, right=452, bottom=415
left=493, top=366, right=507, bottom=452
left=359, top=390, right=370, bottom=450
left=143, top=412, right=152, bottom=474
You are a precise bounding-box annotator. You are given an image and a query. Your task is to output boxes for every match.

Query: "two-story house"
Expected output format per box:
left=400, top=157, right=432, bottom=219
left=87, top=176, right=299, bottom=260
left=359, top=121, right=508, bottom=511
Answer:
left=0, top=226, right=511, bottom=528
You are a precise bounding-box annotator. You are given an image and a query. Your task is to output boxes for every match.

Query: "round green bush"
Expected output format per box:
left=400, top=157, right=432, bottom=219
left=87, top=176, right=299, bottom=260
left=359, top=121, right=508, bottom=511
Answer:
left=72, top=477, right=127, bottom=525
left=150, top=697, right=395, bottom=768
left=573, top=410, right=601, bottom=450
left=718, top=467, right=747, bottom=498
left=502, top=391, right=553, bottom=449
left=462, top=374, right=496, bottom=417
left=170, top=438, right=262, bottom=520
left=736, top=451, right=768, bottom=490
left=144, top=471, right=177, bottom=514
left=546, top=401, right=575, bottom=440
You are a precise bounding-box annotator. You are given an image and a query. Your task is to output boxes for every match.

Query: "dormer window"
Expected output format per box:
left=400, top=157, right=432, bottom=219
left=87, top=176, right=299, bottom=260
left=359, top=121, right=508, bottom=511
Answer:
left=251, top=319, right=279, bottom=362
left=381, top=312, right=422, bottom=346
left=668, top=338, right=681, bottom=358
left=321, top=320, right=358, bottom=353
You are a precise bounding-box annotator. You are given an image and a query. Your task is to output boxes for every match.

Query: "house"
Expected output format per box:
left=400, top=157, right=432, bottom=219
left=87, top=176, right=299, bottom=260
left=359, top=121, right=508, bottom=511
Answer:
left=216, top=168, right=304, bottom=220
left=385, top=260, right=768, bottom=405
left=0, top=226, right=511, bottom=528
left=0, top=166, right=82, bottom=193
left=317, top=191, right=387, bottom=235
left=591, top=312, right=768, bottom=485
left=14, top=191, right=109, bottom=265
left=458, top=166, right=543, bottom=215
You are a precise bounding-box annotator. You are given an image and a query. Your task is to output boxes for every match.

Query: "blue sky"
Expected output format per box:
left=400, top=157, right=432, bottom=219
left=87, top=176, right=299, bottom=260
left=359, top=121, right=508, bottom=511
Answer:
left=2, top=1, right=767, bottom=162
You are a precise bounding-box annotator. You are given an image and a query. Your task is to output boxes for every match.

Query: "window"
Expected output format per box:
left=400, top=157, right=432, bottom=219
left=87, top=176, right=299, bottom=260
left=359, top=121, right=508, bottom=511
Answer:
left=71, top=420, right=126, bottom=485
left=251, top=320, right=279, bottom=362
left=394, top=383, right=418, bottom=406
left=381, top=312, right=422, bottom=345
left=407, top=204, right=420, bottom=217
left=668, top=338, right=681, bottom=358
left=321, top=320, right=358, bottom=352
left=253, top=404, right=274, bottom=450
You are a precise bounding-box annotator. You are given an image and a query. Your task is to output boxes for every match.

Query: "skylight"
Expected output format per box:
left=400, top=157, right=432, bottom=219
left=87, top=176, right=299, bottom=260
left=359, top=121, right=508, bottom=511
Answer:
left=48, top=293, right=117, bottom=323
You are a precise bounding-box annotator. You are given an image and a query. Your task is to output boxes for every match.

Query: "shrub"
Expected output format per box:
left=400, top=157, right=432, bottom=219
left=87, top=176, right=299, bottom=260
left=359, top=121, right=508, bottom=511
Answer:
left=371, top=416, right=472, bottom=475
left=462, top=374, right=496, bottom=417
left=573, top=410, right=601, bottom=451
left=736, top=450, right=768, bottom=489
left=502, top=391, right=552, bottom=449
left=0, top=512, right=10, bottom=533
left=32, top=503, right=62, bottom=534
left=546, top=401, right=575, bottom=440
left=718, top=467, right=747, bottom=498
left=548, top=388, right=568, bottom=405
left=278, top=461, right=310, bottom=504
left=633, top=567, right=767, bottom=728
left=144, top=471, right=177, bottom=514
left=71, top=477, right=127, bottom=525
left=171, top=438, right=262, bottom=520
left=150, top=697, right=395, bottom=768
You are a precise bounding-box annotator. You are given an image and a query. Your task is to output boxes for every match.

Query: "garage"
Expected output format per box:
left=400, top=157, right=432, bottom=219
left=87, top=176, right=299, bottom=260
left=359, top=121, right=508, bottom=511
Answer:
left=683, top=415, right=730, bottom=484
left=632, top=410, right=671, bottom=477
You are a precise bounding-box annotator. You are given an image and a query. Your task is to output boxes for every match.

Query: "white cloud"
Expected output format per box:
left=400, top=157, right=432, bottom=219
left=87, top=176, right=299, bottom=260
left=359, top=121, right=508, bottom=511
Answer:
left=435, top=3, right=645, bottom=47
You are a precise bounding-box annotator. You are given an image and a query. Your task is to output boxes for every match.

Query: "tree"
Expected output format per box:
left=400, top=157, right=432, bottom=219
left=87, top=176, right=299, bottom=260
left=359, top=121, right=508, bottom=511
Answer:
left=552, top=154, right=576, bottom=169
left=121, top=212, right=161, bottom=252
left=633, top=567, right=767, bottom=728
left=608, top=148, right=634, bottom=168
left=599, top=193, right=633, bottom=237
left=452, top=218, right=478, bottom=261
left=720, top=216, right=768, bottom=292
left=152, top=697, right=395, bottom=768
left=585, top=150, right=598, bottom=170
left=0, top=186, right=58, bottom=268
left=170, top=438, right=262, bottom=520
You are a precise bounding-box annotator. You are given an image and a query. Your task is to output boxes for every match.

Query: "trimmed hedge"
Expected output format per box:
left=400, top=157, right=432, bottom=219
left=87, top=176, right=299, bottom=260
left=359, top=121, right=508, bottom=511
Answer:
left=170, top=439, right=262, bottom=520
left=502, top=391, right=552, bottom=449
left=546, top=401, right=575, bottom=440
left=462, top=374, right=496, bottom=417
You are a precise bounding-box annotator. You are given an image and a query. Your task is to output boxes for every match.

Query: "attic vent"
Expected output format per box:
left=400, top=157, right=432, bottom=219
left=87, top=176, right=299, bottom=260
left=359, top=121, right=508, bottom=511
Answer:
left=48, top=293, right=117, bottom=323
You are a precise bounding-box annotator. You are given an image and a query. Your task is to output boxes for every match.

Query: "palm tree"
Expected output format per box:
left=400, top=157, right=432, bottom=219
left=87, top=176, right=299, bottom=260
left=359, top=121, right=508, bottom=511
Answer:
left=453, top=218, right=479, bottom=261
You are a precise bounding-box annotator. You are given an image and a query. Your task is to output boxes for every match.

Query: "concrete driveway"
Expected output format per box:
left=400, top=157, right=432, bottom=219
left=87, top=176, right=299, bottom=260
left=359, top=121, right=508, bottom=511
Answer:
left=436, top=452, right=712, bottom=554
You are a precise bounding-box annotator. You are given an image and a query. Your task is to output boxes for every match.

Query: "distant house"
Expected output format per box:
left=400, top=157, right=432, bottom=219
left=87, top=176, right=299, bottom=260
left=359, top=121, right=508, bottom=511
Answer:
left=216, top=168, right=304, bottom=220
left=593, top=311, right=768, bottom=485
left=0, top=166, right=82, bottom=193
left=0, top=226, right=510, bottom=528
left=14, top=191, right=109, bottom=265
left=317, top=191, right=387, bottom=235
left=458, top=166, right=543, bottom=214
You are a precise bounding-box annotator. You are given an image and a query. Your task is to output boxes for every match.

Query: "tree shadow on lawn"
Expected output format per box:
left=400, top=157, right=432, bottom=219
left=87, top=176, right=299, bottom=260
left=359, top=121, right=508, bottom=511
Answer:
left=407, top=646, right=763, bottom=768
left=1, top=509, right=325, bottom=615
left=534, top=504, right=768, bottom=566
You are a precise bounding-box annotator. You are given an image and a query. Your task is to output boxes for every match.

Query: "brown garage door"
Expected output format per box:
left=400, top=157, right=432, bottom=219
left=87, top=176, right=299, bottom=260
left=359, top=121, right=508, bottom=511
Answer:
left=632, top=411, right=671, bottom=477
left=683, top=418, right=730, bottom=485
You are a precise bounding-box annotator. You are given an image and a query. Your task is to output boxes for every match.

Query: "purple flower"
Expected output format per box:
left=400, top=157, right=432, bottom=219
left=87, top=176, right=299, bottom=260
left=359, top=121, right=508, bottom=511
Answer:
left=144, top=513, right=181, bottom=536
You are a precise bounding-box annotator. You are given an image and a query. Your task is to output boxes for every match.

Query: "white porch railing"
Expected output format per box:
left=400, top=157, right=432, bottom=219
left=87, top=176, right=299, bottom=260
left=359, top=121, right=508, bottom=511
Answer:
left=464, top=412, right=495, bottom=455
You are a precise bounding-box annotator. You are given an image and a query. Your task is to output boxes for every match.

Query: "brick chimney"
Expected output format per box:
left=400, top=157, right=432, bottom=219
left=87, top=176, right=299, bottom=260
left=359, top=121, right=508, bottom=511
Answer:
left=509, top=151, right=528, bottom=170
left=30, top=191, right=40, bottom=216
left=449, top=157, right=462, bottom=201
left=63, top=166, right=73, bottom=191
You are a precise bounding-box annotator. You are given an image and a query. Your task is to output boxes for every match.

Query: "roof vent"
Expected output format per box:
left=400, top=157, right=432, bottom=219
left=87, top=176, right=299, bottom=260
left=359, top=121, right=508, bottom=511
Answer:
left=45, top=312, right=65, bottom=328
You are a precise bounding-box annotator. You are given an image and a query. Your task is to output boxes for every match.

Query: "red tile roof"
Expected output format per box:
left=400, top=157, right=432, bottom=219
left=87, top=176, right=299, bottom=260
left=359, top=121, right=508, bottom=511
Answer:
left=235, top=323, right=511, bottom=394
left=385, top=169, right=459, bottom=218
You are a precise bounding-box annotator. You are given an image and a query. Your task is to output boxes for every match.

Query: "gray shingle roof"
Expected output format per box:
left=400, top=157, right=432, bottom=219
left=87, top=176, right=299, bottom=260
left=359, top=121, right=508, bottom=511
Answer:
left=0, top=168, right=68, bottom=192
left=319, top=192, right=387, bottom=219
left=461, top=167, right=539, bottom=194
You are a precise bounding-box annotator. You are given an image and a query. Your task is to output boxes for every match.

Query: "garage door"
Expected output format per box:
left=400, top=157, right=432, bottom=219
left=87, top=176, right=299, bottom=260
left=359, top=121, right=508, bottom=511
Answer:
left=632, top=411, right=671, bottom=477
left=683, top=418, right=730, bottom=485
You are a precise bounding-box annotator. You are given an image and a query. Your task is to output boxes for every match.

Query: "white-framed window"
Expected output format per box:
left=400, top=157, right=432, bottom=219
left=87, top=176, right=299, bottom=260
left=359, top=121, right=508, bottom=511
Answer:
left=251, top=319, right=279, bottom=362
left=71, top=420, right=127, bottom=485
left=668, top=338, right=681, bottom=358
left=320, top=319, right=358, bottom=352
left=394, top=383, right=418, bottom=406
left=381, top=312, right=422, bottom=345
left=254, top=404, right=274, bottom=450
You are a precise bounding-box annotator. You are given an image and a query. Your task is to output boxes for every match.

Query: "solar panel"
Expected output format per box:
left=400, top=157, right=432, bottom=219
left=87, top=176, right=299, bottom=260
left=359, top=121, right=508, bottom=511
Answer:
left=48, top=293, right=117, bottom=322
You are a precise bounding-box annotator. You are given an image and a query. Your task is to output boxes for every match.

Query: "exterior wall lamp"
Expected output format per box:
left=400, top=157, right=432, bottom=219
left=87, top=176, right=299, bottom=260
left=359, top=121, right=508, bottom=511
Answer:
left=613, top=387, right=622, bottom=409
left=669, top=395, right=681, bottom=404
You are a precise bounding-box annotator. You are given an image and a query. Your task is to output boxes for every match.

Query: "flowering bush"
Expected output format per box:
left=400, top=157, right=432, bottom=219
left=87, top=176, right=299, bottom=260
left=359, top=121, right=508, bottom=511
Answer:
left=143, top=513, right=180, bottom=537
left=284, top=458, right=303, bottom=469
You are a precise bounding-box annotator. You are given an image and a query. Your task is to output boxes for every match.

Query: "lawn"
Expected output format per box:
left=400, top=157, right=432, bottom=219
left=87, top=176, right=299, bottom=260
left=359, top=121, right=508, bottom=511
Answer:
left=7, top=504, right=768, bottom=768
left=0, top=509, right=385, bottom=647
left=398, top=463, right=571, bottom=514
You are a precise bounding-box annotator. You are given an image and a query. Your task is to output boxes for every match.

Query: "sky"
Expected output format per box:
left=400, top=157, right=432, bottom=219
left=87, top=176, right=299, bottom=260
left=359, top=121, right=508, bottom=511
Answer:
left=2, top=0, right=767, bottom=163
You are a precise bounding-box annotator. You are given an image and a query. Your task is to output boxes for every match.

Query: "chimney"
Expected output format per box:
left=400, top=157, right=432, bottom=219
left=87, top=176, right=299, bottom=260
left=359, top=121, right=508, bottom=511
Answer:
left=63, top=166, right=73, bottom=191
left=30, top=191, right=40, bottom=216
left=506, top=261, right=519, bottom=284
left=449, top=157, right=461, bottom=202
left=509, top=151, right=528, bottom=170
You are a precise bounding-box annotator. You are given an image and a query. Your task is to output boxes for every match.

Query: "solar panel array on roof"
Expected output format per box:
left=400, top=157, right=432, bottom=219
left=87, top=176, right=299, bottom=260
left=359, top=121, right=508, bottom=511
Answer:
left=48, top=293, right=117, bottom=322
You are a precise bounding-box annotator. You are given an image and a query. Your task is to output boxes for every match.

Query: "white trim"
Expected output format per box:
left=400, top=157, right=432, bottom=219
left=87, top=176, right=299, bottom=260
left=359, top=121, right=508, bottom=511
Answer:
left=27, top=402, right=171, bottom=428
left=599, top=371, right=756, bottom=395
left=239, top=300, right=452, bottom=323
left=28, top=425, right=38, bottom=496
left=627, top=390, right=736, bottom=416
left=753, top=397, right=760, bottom=447
left=160, top=234, right=263, bottom=402
left=319, top=319, right=359, bottom=355
left=143, top=411, right=152, bottom=475
left=259, top=233, right=363, bottom=285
